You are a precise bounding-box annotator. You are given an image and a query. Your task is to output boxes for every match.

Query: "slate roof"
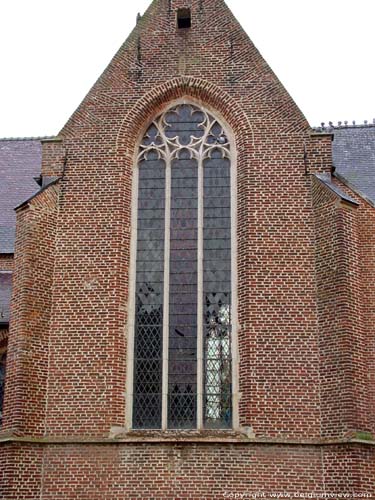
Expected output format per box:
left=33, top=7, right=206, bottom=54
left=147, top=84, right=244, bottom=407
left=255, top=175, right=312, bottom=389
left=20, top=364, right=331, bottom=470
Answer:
left=315, top=124, right=375, bottom=206
left=0, top=272, right=12, bottom=325
left=0, top=139, right=43, bottom=253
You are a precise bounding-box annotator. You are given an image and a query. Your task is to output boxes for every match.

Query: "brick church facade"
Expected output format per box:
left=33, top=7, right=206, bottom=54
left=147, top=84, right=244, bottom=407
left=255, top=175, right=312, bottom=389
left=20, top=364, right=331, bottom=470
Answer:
left=1, top=0, right=375, bottom=497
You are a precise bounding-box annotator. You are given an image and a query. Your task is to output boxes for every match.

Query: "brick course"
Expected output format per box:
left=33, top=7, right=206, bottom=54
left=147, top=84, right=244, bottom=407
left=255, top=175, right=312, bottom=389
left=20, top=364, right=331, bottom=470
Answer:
left=0, top=0, right=374, bottom=497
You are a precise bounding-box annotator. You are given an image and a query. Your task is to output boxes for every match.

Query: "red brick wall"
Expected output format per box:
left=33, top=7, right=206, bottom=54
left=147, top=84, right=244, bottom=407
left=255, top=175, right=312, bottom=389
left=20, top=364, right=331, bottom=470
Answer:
left=0, top=442, right=374, bottom=499
left=339, top=202, right=372, bottom=435
left=41, top=0, right=323, bottom=438
left=41, top=139, right=66, bottom=178
left=0, top=443, right=43, bottom=499
left=1, top=0, right=374, bottom=496
left=34, top=444, right=375, bottom=498
left=357, top=200, right=375, bottom=436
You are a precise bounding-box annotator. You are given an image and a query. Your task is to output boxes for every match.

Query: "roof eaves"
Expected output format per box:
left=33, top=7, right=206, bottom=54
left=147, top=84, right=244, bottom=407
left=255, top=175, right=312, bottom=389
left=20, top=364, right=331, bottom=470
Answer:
left=15, top=177, right=61, bottom=211
left=315, top=173, right=359, bottom=207
left=0, top=136, right=55, bottom=142
left=309, top=130, right=334, bottom=138
left=40, top=136, right=63, bottom=144
left=333, top=172, right=375, bottom=208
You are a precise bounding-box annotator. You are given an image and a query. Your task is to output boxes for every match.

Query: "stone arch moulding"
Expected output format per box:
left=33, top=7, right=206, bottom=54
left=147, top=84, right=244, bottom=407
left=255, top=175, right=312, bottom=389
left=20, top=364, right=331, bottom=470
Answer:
left=115, top=76, right=255, bottom=162
left=117, top=77, right=256, bottom=432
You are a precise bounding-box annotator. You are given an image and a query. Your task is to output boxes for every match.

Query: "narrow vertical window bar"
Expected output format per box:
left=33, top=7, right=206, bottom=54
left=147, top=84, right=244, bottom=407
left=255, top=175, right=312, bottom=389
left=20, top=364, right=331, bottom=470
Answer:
left=197, top=115, right=213, bottom=430
left=231, top=147, right=239, bottom=430
left=197, top=153, right=204, bottom=430
left=162, top=153, right=172, bottom=430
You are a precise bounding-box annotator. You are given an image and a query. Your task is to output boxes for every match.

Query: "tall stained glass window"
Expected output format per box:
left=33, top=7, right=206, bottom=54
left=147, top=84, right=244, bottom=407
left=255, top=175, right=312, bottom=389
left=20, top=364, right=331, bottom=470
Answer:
left=132, top=103, right=233, bottom=430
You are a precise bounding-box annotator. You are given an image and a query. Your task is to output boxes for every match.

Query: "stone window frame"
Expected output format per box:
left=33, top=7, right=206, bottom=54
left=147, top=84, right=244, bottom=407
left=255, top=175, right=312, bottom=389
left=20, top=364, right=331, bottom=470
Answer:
left=126, top=98, right=239, bottom=431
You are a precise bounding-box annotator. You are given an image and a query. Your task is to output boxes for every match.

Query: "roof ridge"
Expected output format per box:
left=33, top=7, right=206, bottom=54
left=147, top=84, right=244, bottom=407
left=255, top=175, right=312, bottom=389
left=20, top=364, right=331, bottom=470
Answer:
left=313, top=120, right=375, bottom=132
left=0, top=136, right=55, bottom=142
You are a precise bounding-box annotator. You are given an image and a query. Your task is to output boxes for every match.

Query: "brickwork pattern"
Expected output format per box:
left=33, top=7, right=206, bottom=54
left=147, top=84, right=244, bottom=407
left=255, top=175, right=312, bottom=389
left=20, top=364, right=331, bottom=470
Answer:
left=44, top=0, right=322, bottom=439
left=0, top=442, right=374, bottom=499
left=1, top=0, right=374, bottom=497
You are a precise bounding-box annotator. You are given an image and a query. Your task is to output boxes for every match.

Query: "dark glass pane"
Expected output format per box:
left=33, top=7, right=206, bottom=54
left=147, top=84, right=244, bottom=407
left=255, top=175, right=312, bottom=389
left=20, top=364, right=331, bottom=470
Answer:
left=169, top=284, right=196, bottom=296
left=203, top=239, right=231, bottom=250
left=168, top=156, right=198, bottom=429
left=170, top=215, right=197, bottom=230
left=203, top=155, right=232, bottom=429
left=170, top=238, right=198, bottom=250
left=172, top=177, right=197, bottom=188
left=203, top=218, right=231, bottom=230
left=137, top=178, right=165, bottom=189
left=137, top=262, right=164, bottom=273
left=204, top=269, right=231, bottom=282
left=138, top=165, right=165, bottom=180
left=204, top=209, right=231, bottom=220
left=204, top=176, right=232, bottom=188
left=204, top=249, right=231, bottom=261
left=133, top=158, right=165, bottom=429
left=138, top=198, right=165, bottom=210
left=136, top=271, right=164, bottom=283
left=169, top=334, right=197, bottom=350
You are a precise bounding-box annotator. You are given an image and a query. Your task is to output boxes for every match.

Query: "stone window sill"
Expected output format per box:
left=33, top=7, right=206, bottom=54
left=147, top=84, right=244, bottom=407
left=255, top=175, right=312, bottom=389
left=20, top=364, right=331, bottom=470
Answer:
left=109, top=428, right=251, bottom=443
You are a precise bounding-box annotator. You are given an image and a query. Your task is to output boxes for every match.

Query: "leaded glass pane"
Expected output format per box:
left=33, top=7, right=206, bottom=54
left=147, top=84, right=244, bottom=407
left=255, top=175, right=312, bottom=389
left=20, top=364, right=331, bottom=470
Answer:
left=203, top=154, right=232, bottom=429
left=168, top=154, right=198, bottom=429
left=133, top=157, right=165, bottom=429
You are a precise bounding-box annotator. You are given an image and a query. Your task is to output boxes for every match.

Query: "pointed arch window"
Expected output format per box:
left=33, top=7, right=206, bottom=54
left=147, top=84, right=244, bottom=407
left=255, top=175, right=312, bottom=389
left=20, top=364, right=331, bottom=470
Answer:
left=130, top=102, right=236, bottom=430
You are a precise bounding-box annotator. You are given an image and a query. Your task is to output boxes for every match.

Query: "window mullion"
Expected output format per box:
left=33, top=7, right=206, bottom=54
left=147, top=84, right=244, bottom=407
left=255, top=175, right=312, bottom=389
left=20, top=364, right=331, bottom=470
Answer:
left=162, top=155, right=171, bottom=430
left=197, top=154, right=204, bottom=430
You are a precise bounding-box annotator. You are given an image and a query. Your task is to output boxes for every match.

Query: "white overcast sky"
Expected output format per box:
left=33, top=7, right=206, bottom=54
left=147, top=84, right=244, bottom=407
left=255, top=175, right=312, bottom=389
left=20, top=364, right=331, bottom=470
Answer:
left=0, top=0, right=374, bottom=138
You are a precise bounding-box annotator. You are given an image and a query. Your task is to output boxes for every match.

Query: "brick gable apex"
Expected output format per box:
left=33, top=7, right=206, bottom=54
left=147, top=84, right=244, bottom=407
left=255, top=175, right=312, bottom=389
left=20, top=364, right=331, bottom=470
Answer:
left=59, top=0, right=309, bottom=140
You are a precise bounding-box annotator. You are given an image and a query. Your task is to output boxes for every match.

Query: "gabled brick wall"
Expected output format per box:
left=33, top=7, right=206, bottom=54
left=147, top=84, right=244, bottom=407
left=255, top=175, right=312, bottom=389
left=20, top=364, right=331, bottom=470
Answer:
left=40, top=0, right=322, bottom=438
left=0, top=0, right=374, bottom=497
